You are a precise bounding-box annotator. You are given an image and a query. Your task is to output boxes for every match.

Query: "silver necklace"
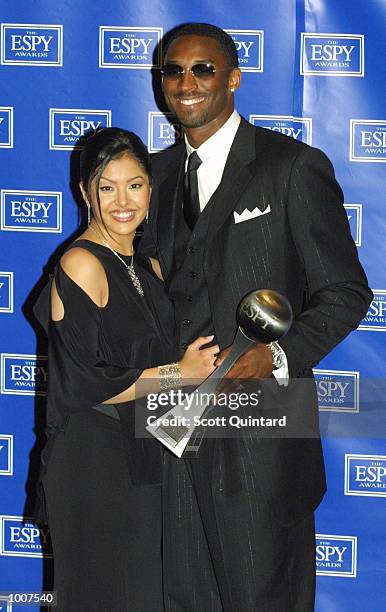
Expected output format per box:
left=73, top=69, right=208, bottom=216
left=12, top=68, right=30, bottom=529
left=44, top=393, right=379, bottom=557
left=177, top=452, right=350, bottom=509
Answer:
left=88, top=224, right=144, bottom=297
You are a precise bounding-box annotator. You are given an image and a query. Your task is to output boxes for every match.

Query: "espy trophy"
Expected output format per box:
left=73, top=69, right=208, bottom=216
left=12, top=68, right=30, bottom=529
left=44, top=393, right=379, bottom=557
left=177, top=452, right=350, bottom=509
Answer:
left=146, top=289, right=293, bottom=457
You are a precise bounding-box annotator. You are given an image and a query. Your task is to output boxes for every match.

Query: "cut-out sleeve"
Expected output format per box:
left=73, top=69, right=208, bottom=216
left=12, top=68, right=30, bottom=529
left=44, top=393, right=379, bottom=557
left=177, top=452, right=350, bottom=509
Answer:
left=35, top=264, right=142, bottom=410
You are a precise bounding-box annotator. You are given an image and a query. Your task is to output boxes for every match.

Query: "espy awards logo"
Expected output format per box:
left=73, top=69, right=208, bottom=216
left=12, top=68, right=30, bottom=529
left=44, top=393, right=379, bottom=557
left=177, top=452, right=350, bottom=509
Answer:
left=345, top=454, right=386, bottom=498
left=350, top=120, right=386, bottom=163
left=301, top=33, right=364, bottom=76
left=316, top=534, right=357, bottom=577
left=1, top=24, right=63, bottom=67
left=0, top=273, right=13, bottom=314
left=0, top=354, right=48, bottom=396
left=0, top=594, right=11, bottom=611
left=0, top=435, right=13, bottom=476
left=344, top=204, right=362, bottom=247
left=313, top=369, right=359, bottom=413
left=49, top=108, right=112, bottom=150
left=0, top=107, right=13, bottom=149
left=1, top=190, right=62, bottom=233
left=148, top=112, right=184, bottom=153
left=249, top=115, right=312, bottom=145
left=225, top=29, right=264, bottom=72
left=359, top=290, right=386, bottom=331
left=0, top=516, right=52, bottom=558
left=99, top=26, right=163, bottom=69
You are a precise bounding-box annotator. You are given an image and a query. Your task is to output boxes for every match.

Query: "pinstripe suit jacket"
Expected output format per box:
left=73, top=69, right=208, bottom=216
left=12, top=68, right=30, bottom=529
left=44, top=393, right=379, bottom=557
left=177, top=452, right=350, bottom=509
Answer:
left=141, top=117, right=372, bottom=523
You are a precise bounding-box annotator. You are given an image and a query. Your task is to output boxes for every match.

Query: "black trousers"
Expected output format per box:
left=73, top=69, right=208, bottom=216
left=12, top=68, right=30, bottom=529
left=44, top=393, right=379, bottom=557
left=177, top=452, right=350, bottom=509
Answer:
left=162, top=440, right=316, bottom=612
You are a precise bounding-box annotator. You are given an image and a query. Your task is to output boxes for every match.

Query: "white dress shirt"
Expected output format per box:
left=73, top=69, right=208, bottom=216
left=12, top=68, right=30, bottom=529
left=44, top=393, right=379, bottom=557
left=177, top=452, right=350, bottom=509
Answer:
left=184, top=110, right=289, bottom=384
left=185, top=110, right=241, bottom=211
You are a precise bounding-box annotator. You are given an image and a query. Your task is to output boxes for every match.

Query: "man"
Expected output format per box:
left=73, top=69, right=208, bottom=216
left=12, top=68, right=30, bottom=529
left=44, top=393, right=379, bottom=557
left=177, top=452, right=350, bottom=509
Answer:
left=141, top=23, right=372, bottom=611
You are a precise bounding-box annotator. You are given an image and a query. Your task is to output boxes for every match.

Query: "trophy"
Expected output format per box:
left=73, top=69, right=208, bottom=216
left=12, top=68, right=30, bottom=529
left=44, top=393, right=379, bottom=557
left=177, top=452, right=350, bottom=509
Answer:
left=146, top=289, right=293, bottom=457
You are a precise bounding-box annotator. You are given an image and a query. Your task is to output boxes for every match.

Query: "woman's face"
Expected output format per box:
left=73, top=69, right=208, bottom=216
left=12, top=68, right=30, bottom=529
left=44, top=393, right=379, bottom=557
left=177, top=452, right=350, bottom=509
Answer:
left=88, top=153, right=151, bottom=243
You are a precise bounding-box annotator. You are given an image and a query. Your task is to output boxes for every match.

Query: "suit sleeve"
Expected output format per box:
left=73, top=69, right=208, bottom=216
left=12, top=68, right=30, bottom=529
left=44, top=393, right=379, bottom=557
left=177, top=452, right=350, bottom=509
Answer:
left=278, top=146, right=372, bottom=377
left=138, top=154, right=159, bottom=259
left=138, top=216, right=157, bottom=259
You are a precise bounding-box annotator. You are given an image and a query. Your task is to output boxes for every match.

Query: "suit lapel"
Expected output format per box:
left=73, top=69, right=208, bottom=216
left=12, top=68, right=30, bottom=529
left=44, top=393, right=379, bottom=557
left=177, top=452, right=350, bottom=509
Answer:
left=155, top=119, right=260, bottom=270
left=207, top=118, right=257, bottom=242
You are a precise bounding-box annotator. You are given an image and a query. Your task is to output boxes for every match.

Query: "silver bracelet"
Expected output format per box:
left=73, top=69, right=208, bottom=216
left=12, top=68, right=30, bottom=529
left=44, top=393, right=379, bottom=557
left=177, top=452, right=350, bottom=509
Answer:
left=158, top=362, right=181, bottom=391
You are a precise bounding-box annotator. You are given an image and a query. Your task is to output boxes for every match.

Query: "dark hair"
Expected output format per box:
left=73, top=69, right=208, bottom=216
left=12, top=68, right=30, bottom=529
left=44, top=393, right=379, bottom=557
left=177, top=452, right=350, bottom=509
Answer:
left=164, top=23, right=239, bottom=69
left=79, top=127, right=151, bottom=232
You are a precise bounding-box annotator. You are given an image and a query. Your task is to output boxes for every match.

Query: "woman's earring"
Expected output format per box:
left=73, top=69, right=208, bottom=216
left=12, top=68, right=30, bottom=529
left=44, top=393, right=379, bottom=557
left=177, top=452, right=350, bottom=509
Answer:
left=87, top=204, right=91, bottom=226
left=145, top=210, right=149, bottom=224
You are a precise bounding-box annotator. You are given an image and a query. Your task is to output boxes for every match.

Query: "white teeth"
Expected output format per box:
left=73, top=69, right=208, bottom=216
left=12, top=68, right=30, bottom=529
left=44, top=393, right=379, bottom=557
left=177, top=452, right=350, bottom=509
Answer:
left=112, top=211, right=134, bottom=219
left=180, top=97, right=204, bottom=106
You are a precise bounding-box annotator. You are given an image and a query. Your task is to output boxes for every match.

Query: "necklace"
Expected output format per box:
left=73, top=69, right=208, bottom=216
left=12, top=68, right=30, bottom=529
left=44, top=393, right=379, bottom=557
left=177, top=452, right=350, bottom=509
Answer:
left=88, top=224, right=144, bottom=297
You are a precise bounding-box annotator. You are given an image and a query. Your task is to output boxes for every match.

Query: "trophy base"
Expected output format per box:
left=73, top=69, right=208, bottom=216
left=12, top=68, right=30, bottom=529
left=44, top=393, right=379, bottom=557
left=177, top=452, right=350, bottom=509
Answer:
left=154, top=424, right=189, bottom=448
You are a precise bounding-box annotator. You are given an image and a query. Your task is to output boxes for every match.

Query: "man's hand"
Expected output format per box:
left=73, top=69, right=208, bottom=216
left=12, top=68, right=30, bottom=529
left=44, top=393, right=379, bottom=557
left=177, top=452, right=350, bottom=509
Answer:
left=214, top=342, right=274, bottom=394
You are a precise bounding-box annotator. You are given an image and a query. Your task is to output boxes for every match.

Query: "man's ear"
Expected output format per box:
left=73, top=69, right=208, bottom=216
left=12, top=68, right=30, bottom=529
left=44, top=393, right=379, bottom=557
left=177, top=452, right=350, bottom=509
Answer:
left=229, top=68, right=242, bottom=93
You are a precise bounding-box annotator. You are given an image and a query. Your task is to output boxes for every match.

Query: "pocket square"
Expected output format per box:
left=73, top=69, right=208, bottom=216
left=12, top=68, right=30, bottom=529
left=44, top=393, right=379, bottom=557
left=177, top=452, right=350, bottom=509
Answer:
left=233, top=204, right=271, bottom=224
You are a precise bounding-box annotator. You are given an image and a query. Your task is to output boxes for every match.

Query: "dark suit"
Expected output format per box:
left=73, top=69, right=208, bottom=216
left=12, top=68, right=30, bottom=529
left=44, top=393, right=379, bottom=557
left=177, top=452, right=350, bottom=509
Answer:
left=141, top=117, right=372, bottom=610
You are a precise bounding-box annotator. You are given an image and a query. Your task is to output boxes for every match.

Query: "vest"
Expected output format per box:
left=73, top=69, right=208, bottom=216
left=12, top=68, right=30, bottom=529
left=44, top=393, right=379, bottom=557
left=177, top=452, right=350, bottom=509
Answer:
left=168, top=200, right=215, bottom=356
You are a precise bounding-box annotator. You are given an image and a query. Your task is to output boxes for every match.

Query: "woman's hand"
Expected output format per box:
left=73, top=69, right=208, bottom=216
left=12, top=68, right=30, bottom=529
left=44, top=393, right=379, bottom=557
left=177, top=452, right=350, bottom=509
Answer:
left=179, top=335, right=219, bottom=383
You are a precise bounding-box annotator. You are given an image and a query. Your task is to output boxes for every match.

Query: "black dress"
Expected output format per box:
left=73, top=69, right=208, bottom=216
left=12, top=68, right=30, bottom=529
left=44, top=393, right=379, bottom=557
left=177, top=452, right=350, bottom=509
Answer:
left=34, top=239, right=175, bottom=612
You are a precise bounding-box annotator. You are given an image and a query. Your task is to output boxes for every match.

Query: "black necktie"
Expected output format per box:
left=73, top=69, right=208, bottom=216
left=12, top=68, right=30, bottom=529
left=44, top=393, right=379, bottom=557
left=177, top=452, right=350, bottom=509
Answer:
left=183, top=151, right=202, bottom=229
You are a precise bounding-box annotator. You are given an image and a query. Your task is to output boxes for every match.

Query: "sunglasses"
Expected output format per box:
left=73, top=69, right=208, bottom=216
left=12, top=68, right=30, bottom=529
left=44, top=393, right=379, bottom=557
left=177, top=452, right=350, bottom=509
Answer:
left=161, top=63, right=227, bottom=80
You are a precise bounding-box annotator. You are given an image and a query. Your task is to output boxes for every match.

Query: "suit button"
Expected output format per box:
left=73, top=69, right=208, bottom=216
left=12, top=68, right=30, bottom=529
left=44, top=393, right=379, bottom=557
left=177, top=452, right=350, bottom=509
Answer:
left=187, top=247, right=195, bottom=254
left=189, top=271, right=197, bottom=279
left=182, top=318, right=192, bottom=326
left=187, top=295, right=193, bottom=302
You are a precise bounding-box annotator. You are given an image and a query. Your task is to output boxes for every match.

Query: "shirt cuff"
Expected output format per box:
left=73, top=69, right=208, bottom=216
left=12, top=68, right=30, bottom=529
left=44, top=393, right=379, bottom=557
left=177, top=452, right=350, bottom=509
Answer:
left=271, top=344, right=289, bottom=387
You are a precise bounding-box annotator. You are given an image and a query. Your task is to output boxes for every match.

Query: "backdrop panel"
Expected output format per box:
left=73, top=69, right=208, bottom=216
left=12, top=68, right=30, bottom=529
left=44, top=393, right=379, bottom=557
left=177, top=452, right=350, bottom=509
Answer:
left=0, top=1, right=385, bottom=610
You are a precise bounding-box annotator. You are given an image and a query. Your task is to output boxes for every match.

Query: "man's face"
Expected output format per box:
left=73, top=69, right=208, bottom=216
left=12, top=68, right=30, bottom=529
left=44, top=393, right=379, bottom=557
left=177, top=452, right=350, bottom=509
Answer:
left=162, top=35, right=240, bottom=134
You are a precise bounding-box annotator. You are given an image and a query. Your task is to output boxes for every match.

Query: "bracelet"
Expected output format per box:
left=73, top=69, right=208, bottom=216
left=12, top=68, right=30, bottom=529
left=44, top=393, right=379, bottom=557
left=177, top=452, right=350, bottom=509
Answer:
left=158, top=362, right=181, bottom=391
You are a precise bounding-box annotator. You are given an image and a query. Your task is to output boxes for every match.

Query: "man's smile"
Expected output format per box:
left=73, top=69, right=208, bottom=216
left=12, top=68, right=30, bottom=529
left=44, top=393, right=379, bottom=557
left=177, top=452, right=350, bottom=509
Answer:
left=176, top=96, right=206, bottom=107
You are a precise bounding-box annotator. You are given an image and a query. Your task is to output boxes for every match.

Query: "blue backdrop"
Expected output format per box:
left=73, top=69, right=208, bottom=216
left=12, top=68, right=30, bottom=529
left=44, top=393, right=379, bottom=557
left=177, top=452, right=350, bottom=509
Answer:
left=1, top=1, right=385, bottom=610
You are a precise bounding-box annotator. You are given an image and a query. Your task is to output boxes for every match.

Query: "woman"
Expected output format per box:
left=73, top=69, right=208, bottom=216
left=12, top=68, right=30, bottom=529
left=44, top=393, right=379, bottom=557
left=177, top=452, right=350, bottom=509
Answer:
left=34, top=128, right=218, bottom=611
